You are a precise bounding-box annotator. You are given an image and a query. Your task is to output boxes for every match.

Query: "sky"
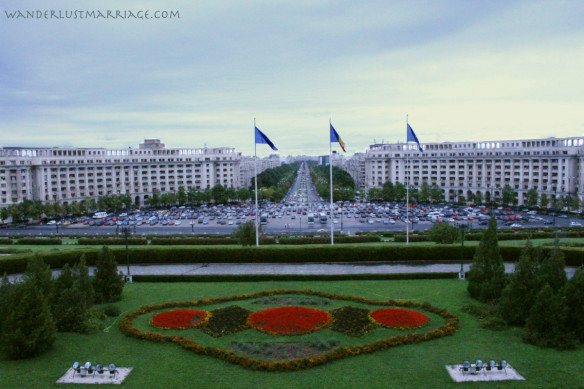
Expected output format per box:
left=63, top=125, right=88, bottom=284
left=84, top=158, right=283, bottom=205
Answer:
left=1, top=0, right=583, bottom=157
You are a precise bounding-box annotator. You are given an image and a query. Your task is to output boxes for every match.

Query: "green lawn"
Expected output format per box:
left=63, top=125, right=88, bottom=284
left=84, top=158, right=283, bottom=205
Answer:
left=1, top=280, right=582, bottom=388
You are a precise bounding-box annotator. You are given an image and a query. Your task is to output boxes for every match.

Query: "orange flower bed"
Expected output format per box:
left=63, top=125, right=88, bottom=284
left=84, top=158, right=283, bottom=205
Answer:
left=151, top=309, right=209, bottom=329
left=370, top=308, right=429, bottom=329
left=248, top=306, right=331, bottom=335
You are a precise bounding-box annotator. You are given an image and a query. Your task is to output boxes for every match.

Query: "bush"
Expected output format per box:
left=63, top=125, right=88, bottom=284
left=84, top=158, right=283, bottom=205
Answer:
left=0, top=280, right=56, bottom=359
left=93, top=247, right=124, bottom=304
left=233, top=221, right=257, bottom=246
left=393, top=235, right=428, bottom=243
left=428, top=223, right=459, bottom=244
left=0, top=238, right=13, bottom=245
left=51, top=264, right=90, bottom=333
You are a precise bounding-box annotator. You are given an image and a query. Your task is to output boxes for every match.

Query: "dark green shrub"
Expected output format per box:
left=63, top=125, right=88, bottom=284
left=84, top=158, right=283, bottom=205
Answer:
left=428, top=223, right=459, bottom=244
left=93, top=247, right=124, bottom=304
left=0, top=238, right=13, bottom=245
left=24, top=254, right=52, bottom=297
left=0, top=280, right=56, bottom=359
left=233, top=221, right=257, bottom=246
left=393, top=235, right=428, bottom=243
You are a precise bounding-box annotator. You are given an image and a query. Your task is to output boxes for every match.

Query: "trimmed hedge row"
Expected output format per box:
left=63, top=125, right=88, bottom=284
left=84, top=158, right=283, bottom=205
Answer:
left=78, top=238, right=149, bottom=245
left=131, top=272, right=460, bottom=282
left=393, top=235, right=429, bottom=243
left=277, top=236, right=381, bottom=245
left=16, top=238, right=62, bottom=245
left=0, top=238, right=13, bottom=245
left=1, top=245, right=582, bottom=275
left=464, top=231, right=584, bottom=241
left=150, top=237, right=276, bottom=245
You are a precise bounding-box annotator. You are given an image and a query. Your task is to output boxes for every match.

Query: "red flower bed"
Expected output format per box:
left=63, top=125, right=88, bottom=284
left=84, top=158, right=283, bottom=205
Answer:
left=248, top=306, right=331, bottom=335
left=370, top=308, right=429, bottom=329
left=151, top=309, right=209, bottom=329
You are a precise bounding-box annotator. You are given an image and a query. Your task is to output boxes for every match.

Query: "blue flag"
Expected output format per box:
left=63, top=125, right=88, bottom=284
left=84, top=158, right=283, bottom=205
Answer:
left=407, top=123, right=423, bottom=152
left=255, top=126, right=278, bottom=151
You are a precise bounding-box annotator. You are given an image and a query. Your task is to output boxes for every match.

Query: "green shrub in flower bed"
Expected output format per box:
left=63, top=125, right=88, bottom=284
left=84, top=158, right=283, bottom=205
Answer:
left=150, top=237, right=276, bottom=245
left=77, top=238, right=149, bottom=245
left=16, top=238, right=62, bottom=245
left=278, top=236, right=381, bottom=244
left=0, top=238, right=13, bottom=244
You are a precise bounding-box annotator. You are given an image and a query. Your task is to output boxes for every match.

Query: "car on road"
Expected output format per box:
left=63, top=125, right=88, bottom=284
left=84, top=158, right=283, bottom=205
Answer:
left=570, top=221, right=583, bottom=227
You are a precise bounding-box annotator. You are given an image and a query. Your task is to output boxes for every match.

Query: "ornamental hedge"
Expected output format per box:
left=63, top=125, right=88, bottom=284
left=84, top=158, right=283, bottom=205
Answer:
left=0, top=238, right=13, bottom=245
left=1, top=245, right=582, bottom=275
left=277, top=236, right=381, bottom=245
left=16, top=238, right=62, bottom=245
left=78, top=238, right=149, bottom=246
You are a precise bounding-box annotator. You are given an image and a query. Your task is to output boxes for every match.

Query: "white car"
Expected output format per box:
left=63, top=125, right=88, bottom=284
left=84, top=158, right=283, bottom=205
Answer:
left=510, top=223, right=522, bottom=228
left=570, top=221, right=583, bottom=227
left=46, top=220, right=57, bottom=225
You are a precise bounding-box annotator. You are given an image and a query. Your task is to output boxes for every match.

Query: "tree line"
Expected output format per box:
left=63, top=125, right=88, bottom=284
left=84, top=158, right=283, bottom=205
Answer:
left=310, top=163, right=356, bottom=202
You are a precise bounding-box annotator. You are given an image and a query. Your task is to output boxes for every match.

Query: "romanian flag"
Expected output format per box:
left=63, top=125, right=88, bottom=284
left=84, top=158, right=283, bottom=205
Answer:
left=255, top=126, right=278, bottom=151
left=330, top=123, right=346, bottom=152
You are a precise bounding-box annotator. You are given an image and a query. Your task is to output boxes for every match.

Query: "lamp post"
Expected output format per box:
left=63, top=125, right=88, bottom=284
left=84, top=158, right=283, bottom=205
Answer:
left=458, top=223, right=469, bottom=280
left=119, top=225, right=135, bottom=282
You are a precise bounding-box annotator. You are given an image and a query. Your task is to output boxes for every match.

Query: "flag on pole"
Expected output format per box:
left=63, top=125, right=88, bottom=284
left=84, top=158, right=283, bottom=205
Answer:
left=255, top=126, right=278, bottom=150
left=330, top=123, right=346, bottom=152
left=407, top=123, right=423, bottom=152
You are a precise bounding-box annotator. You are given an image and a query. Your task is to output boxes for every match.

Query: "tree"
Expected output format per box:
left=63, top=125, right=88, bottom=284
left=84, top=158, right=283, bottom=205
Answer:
left=523, top=284, right=576, bottom=350
left=0, top=279, right=56, bottom=359
left=467, top=216, right=506, bottom=302
left=499, top=241, right=545, bottom=325
left=502, top=185, right=517, bottom=206
left=147, top=189, right=161, bottom=208
left=0, top=207, right=8, bottom=222
left=367, top=188, right=382, bottom=202
left=233, top=221, right=256, bottom=246
left=177, top=186, right=187, bottom=206
left=381, top=181, right=394, bottom=201
left=237, top=188, right=250, bottom=201
left=24, top=254, right=52, bottom=297
left=564, top=267, right=584, bottom=343
left=538, top=238, right=567, bottom=292
left=418, top=182, right=430, bottom=203
left=428, top=223, right=459, bottom=244
left=93, top=246, right=124, bottom=303
left=211, top=184, right=228, bottom=204
left=540, top=193, right=549, bottom=208
left=473, top=191, right=483, bottom=206
left=430, top=185, right=443, bottom=203
left=0, top=273, right=12, bottom=331
left=394, top=182, right=407, bottom=202
left=525, top=189, right=538, bottom=208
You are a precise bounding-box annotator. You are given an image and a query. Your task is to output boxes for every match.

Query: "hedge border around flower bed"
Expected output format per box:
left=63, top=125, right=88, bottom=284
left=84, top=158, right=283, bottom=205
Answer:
left=119, top=289, right=460, bottom=371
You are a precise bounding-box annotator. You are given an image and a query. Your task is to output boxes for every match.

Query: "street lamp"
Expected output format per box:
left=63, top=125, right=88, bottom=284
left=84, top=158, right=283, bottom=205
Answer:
left=458, top=223, right=469, bottom=280
left=119, top=225, right=136, bottom=282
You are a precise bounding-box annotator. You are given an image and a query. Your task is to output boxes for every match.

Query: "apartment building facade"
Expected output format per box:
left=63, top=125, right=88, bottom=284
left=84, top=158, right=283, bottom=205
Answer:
left=363, top=137, right=584, bottom=205
left=0, top=139, right=242, bottom=207
left=239, top=154, right=281, bottom=188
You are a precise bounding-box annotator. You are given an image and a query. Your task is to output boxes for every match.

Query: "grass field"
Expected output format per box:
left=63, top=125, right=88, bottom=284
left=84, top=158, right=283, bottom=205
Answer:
left=1, top=279, right=582, bottom=389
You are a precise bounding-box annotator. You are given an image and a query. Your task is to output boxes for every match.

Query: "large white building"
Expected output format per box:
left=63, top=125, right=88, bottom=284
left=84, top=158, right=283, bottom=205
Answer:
left=0, top=139, right=242, bottom=207
left=362, top=136, right=584, bottom=205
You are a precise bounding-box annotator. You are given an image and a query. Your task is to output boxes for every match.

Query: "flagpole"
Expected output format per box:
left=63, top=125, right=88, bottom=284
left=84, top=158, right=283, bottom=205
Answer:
left=406, top=115, right=409, bottom=245
left=254, top=118, right=259, bottom=247
left=330, top=119, right=334, bottom=245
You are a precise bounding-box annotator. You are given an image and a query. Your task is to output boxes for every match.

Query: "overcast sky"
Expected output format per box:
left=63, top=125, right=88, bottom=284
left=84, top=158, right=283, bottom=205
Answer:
left=1, top=0, right=583, bottom=157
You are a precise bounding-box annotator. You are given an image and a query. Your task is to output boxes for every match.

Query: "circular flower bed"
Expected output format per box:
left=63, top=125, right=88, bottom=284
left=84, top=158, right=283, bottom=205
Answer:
left=248, top=306, right=331, bottom=335
left=370, top=308, right=429, bottom=329
left=151, top=309, right=209, bottom=329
